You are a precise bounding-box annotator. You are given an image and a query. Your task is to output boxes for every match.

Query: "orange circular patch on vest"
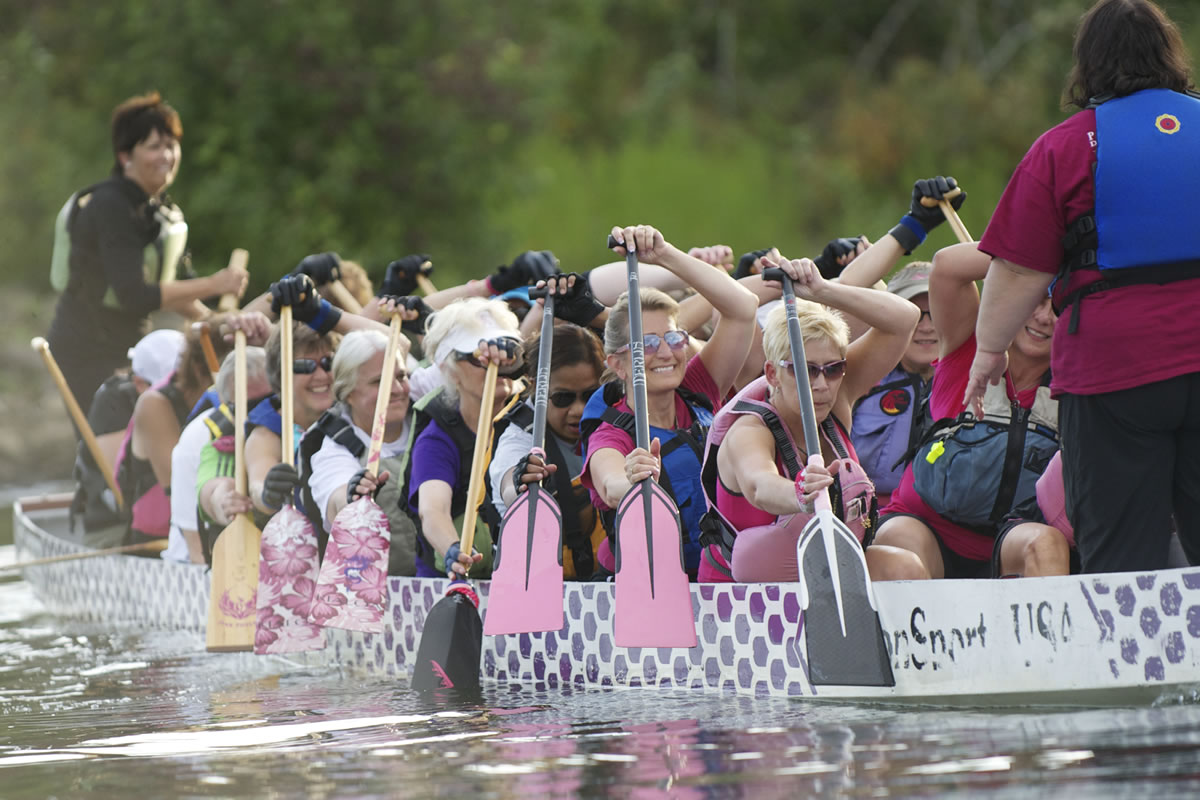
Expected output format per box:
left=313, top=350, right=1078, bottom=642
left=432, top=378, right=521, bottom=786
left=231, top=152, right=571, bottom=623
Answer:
left=1156, top=114, right=1181, bottom=134
left=879, top=388, right=911, bottom=416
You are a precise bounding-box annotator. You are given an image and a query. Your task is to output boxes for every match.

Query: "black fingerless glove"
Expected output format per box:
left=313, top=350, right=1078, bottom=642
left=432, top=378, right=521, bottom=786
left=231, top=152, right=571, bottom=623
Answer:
left=381, top=295, right=433, bottom=336
left=549, top=274, right=605, bottom=328
left=379, top=254, right=433, bottom=297
left=511, top=452, right=536, bottom=494
left=443, top=542, right=481, bottom=576
left=346, top=467, right=384, bottom=505
left=813, top=237, right=863, bottom=280
left=271, top=274, right=342, bottom=335
left=486, top=337, right=525, bottom=377
left=262, top=463, right=301, bottom=510
left=889, top=176, right=965, bottom=254
left=734, top=248, right=772, bottom=280
left=289, top=252, right=342, bottom=287
left=488, top=250, right=561, bottom=294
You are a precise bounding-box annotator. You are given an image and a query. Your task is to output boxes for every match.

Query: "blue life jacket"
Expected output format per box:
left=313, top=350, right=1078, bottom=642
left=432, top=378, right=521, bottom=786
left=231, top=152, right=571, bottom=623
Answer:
left=579, top=382, right=714, bottom=573
left=187, top=388, right=220, bottom=423
left=850, top=367, right=931, bottom=495
left=1057, top=89, right=1200, bottom=332
left=246, top=395, right=283, bottom=437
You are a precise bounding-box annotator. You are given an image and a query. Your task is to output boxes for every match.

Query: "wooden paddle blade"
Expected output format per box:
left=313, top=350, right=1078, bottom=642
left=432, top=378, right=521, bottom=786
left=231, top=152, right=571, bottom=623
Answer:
left=796, top=513, right=894, bottom=687
left=254, top=506, right=326, bottom=654
left=206, top=515, right=262, bottom=652
left=411, top=584, right=482, bottom=693
left=309, top=497, right=390, bottom=633
left=483, top=486, right=565, bottom=636
left=613, top=480, right=696, bottom=648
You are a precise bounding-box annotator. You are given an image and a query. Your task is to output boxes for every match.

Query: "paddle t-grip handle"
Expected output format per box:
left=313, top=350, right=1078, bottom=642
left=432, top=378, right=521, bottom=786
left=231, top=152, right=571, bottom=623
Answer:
left=528, top=286, right=548, bottom=300
left=608, top=234, right=651, bottom=451
left=918, top=186, right=972, bottom=243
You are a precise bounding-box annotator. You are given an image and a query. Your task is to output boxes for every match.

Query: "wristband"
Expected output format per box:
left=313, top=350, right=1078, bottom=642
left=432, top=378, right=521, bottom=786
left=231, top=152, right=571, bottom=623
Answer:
left=307, top=298, right=342, bottom=335
left=888, top=215, right=927, bottom=255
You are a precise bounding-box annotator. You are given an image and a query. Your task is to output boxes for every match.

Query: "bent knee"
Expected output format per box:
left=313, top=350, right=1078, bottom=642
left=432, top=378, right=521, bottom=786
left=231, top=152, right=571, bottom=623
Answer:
left=867, top=544, right=931, bottom=581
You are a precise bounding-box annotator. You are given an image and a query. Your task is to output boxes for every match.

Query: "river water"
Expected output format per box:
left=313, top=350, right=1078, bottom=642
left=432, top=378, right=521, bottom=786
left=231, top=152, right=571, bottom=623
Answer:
left=4, top=495, right=1200, bottom=798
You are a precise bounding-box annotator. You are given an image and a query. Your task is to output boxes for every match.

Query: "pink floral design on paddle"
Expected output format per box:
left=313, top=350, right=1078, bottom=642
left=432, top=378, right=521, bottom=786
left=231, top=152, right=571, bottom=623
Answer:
left=254, top=505, right=326, bottom=655
left=331, top=526, right=388, bottom=564
left=262, top=539, right=320, bottom=579
left=307, top=587, right=347, bottom=623
left=280, top=575, right=318, bottom=619
left=349, top=565, right=388, bottom=606
left=256, top=606, right=283, bottom=649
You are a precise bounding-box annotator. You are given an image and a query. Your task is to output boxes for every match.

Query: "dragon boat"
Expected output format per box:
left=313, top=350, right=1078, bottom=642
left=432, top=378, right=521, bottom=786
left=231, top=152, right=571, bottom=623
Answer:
left=12, top=493, right=1200, bottom=706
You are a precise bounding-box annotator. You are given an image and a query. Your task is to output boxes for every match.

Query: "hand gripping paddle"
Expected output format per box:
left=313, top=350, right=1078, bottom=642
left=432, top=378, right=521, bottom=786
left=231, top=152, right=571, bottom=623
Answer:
left=919, top=186, right=971, bottom=243
left=607, top=234, right=696, bottom=649
left=254, top=305, right=326, bottom=654
left=206, top=327, right=264, bottom=652
left=309, top=313, right=402, bottom=633
left=483, top=286, right=565, bottom=635
left=762, top=267, right=893, bottom=687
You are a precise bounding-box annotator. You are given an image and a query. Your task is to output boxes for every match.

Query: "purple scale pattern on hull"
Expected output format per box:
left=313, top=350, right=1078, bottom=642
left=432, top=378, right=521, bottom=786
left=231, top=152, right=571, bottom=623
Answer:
left=1137, top=575, right=1157, bottom=591
left=1161, top=583, right=1183, bottom=616
left=1115, top=585, right=1136, bottom=616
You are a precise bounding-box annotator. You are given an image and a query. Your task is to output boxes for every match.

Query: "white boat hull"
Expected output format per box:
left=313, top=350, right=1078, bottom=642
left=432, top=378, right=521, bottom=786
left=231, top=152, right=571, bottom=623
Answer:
left=13, top=496, right=1198, bottom=705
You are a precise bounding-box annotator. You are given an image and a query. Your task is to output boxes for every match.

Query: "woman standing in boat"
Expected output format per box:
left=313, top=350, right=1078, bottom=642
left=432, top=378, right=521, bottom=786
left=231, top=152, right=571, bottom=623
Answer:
left=46, top=92, right=248, bottom=414
left=700, top=258, right=923, bottom=582
left=965, top=0, right=1200, bottom=574
left=580, top=224, right=758, bottom=581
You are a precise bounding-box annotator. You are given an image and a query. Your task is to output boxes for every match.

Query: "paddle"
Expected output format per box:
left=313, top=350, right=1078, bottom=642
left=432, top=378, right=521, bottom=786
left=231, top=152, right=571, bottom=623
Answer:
left=920, top=186, right=972, bottom=243
left=414, top=260, right=438, bottom=296
left=309, top=313, right=402, bottom=633
left=483, top=286, right=565, bottom=636
left=411, top=359, right=499, bottom=693
left=254, top=305, right=325, bottom=654
left=216, top=249, right=249, bottom=312
left=1, top=539, right=167, bottom=574
left=326, top=280, right=364, bottom=314
left=606, top=235, right=696, bottom=649
left=762, top=266, right=893, bottom=687
left=206, top=328, right=263, bottom=652
left=32, top=337, right=124, bottom=511
left=194, top=321, right=221, bottom=382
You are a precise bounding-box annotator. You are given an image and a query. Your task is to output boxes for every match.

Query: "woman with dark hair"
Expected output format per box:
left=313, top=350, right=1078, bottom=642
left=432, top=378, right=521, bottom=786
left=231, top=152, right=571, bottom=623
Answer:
left=46, top=92, right=248, bottom=413
left=965, top=0, right=1200, bottom=573
left=490, top=300, right=608, bottom=579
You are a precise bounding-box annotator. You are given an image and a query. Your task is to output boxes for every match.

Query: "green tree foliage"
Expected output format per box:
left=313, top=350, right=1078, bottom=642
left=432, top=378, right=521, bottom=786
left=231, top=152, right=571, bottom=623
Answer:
left=3, top=0, right=1198, bottom=292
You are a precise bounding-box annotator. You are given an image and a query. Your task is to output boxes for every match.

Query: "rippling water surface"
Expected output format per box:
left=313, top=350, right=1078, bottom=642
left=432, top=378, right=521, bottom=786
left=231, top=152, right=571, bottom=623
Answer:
left=4, top=544, right=1200, bottom=799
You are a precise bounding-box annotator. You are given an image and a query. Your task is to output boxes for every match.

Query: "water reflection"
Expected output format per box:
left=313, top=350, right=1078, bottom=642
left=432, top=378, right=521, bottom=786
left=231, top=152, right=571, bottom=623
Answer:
left=4, top=561, right=1200, bottom=798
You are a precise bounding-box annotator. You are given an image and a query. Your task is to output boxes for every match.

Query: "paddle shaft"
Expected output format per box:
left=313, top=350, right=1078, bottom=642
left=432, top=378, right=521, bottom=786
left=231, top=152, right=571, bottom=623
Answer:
left=31, top=337, right=124, bottom=510
left=280, top=306, right=294, bottom=466
left=460, top=361, right=499, bottom=555
left=217, top=249, right=249, bottom=312
left=527, top=287, right=556, bottom=452
left=415, top=261, right=438, bottom=296
left=365, top=313, right=404, bottom=480
left=234, top=329, right=249, bottom=495
left=611, top=242, right=652, bottom=451
left=777, top=276, right=823, bottom=468
left=918, top=187, right=972, bottom=243
left=326, top=280, right=364, bottom=314
left=2, top=539, right=167, bottom=573
left=195, top=321, right=221, bottom=379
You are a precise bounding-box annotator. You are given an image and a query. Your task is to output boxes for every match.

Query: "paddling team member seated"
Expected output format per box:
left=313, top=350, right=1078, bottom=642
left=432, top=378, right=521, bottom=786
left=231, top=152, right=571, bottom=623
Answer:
left=580, top=224, right=758, bottom=581
left=873, top=242, right=1068, bottom=579
left=70, top=328, right=186, bottom=537
left=166, top=338, right=270, bottom=564
left=700, top=258, right=923, bottom=582
left=115, top=325, right=223, bottom=548
left=490, top=285, right=608, bottom=579
left=300, top=328, right=418, bottom=575
left=401, top=298, right=524, bottom=578
left=45, top=91, right=248, bottom=414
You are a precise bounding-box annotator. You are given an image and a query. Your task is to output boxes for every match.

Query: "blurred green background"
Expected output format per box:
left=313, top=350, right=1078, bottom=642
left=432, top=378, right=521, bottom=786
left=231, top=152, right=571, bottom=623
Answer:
left=4, top=0, right=1199, bottom=294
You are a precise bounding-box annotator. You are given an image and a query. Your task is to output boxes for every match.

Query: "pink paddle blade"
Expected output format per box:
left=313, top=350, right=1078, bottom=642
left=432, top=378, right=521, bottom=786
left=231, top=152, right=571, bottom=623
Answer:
left=613, top=480, right=697, bottom=648
left=254, top=506, right=326, bottom=654
left=483, top=485, right=565, bottom=636
left=310, top=497, right=391, bottom=633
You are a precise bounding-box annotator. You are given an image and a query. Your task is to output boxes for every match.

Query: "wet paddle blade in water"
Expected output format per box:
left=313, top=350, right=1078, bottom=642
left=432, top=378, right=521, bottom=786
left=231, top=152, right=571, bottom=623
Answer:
left=483, top=485, right=565, bottom=636
left=796, top=510, right=894, bottom=687
left=309, top=497, right=391, bottom=633
left=254, top=506, right=325, bottom=654
left=412, top=583, right=483, bottom=692
left=206, top=515, right=262, bottom=651
left=613, top=480, right=697, bottom=648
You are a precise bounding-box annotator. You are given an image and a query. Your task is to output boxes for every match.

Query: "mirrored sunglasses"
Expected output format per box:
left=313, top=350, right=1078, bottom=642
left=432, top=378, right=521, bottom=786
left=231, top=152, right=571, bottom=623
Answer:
left=293, top=355, right=333, bottom=375
left=780, top=359, right=847, bottom=382
left=614, top=330, right=688, bottom=355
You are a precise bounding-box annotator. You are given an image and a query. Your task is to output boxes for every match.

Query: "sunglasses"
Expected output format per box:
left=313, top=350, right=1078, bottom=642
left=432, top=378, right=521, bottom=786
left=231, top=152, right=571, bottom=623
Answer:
left=918, top=309, right=933, bottom=323
left=780, top=359, right=847, bottom=382
left=614, top=330, right=688, bottom=355
left=293, top=355, right=333, bottom=375
left=549, top=386, right=600, bottom=409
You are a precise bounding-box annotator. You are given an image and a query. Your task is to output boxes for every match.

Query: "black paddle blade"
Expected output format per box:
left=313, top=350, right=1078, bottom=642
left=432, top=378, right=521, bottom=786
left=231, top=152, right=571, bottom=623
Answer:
left=800, top=524, right=895, bottom=687
left=411, top=587, right=483, bottom=694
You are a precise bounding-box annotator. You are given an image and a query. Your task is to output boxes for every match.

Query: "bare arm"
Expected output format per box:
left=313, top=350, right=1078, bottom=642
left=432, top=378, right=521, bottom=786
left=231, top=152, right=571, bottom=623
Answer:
left=719, top=418, right=803, bottom=516
left=416, top=480, right=461, bottom=558
left=975, top=258, right=1055, bottom=353
left=587, top=448, right=635, bottom=510
left=929, top=242, right=988, bottom=358
left=245, top=428, right=282, bottom=515
left=130, top=392, right=181, bottom=487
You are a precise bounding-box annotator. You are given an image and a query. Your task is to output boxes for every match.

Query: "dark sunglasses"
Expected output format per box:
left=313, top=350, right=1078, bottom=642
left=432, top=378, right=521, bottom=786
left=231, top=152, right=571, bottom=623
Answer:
left=614, top=330, right=688, bottom=355
left=454, top=351, right=484, bottom=368
left=293, top=355, right=333, bottom=375
left=780, top=359, right=847, bottom=382
left=549, top=386, right=600, bottom=409
left=918, top=309, right=933, bottom=322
